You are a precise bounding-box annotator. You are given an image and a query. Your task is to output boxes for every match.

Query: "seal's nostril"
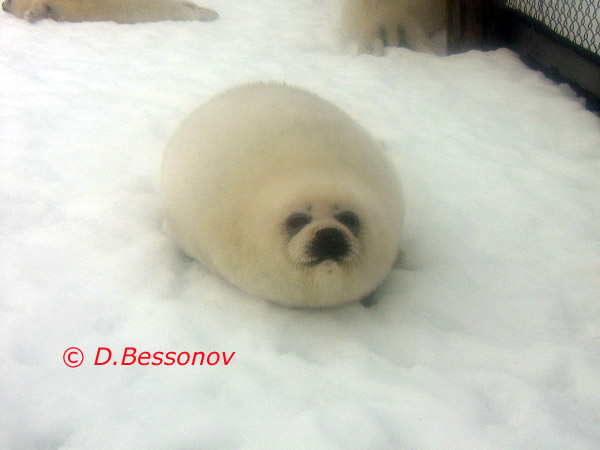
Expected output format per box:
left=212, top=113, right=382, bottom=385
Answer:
left=309, top=227, right=349, bottom=262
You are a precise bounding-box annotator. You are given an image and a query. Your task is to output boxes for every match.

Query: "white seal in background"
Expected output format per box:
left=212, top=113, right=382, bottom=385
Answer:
left=2, top=0, right=218, bottom=23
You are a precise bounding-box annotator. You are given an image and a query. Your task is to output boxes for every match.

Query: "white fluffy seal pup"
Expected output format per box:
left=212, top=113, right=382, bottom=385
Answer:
left=341, top=0, right=446, bottom=55
left=161, top=83, right=404, bottom=308
left=2, top=0, right=218, bottom=23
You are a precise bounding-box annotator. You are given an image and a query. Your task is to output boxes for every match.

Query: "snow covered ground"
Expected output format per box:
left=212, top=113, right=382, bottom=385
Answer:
left=1, top=0, right=600, bottom=448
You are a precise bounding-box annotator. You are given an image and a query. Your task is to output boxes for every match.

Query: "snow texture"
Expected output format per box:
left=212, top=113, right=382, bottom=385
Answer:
left=1, top=0, right=600, bottom=448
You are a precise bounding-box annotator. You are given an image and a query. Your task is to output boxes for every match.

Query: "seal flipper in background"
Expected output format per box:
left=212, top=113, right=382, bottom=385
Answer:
left=360, top=292, right=377, bottom=308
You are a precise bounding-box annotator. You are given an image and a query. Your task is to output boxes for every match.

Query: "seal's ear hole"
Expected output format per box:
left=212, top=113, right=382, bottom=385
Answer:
left=336, top=211, right=360, bottom=235
left=285, top=213, right=312, bottom=236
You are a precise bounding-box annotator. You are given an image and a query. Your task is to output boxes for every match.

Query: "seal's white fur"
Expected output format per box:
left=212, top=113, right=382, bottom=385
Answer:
left=341, top=0, right=446, bottom=55
left=2, top=0, right=218, bottom=23
left=162, top=83, right=404, bottom=308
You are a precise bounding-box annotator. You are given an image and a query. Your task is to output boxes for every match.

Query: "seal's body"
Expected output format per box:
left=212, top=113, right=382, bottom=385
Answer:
left=162, top=83, right=404, bottom=308
left=2, top=0, right=218, bottom=23
left=341, top=0, right=446, bottom=55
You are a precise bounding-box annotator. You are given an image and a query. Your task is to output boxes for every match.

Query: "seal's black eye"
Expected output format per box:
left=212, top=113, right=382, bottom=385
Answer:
left=285, top=213, right=312, bottom=236
left=336, top=211, right=360, bottom=235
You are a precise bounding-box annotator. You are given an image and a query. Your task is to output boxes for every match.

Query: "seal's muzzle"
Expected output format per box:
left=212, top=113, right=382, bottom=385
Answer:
left=308, top=227, right=349, bottom=263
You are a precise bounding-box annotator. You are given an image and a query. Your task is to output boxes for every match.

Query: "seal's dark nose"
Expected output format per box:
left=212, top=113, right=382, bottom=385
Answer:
left=309, top=227, right=349, bottom=263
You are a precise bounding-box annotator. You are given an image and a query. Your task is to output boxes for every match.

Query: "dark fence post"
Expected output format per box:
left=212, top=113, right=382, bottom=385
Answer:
left=447, top=0, right=503, bottom=54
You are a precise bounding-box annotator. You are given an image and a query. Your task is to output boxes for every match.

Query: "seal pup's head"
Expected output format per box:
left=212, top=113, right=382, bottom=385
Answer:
left=3, top=0, right=66, bottom=21
left=285, top=204, right=363, bottom=269
left=3, top=0, right=34, bottom=20
left=232, top=175, right=402, bottom=309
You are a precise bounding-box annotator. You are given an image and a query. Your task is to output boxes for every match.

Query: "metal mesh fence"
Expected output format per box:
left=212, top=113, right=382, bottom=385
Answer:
left=506, top=0, right=600, bottom=55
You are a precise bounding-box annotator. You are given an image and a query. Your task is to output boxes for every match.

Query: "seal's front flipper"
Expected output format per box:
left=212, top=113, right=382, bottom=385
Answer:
left=392, top=248, right=406, bottom=270
left=360, top=292, right=377, bottom=308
